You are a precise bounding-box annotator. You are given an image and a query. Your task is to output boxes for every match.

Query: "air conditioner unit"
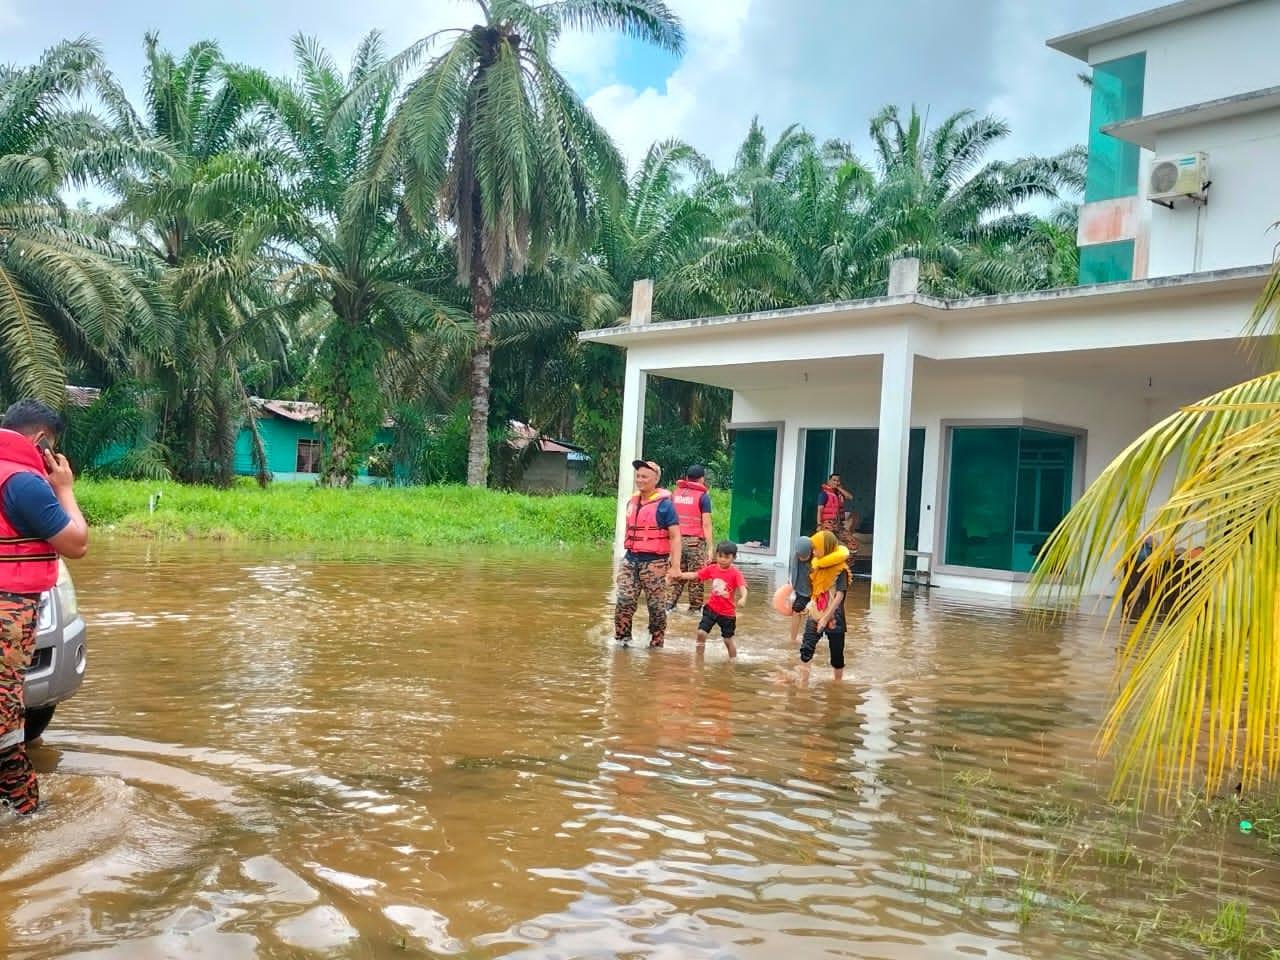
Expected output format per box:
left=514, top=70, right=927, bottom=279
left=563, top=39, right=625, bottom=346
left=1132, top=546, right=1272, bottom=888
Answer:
left=1147, top=152, right=1209, bottom=203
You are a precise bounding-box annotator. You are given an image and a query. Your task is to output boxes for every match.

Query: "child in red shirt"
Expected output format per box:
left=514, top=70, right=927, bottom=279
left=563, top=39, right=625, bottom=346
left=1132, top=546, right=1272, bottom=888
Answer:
left=670, top=540, right=748, bottom=658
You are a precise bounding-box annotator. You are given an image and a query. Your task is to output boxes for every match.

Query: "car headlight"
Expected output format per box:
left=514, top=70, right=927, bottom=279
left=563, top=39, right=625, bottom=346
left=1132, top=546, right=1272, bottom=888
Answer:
left=56, top=560, right=78, bottom=620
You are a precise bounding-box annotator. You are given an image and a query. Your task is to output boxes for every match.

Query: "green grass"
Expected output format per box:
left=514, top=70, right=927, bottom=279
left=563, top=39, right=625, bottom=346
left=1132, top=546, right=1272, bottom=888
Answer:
left=76, top=479, right=618, bottom=547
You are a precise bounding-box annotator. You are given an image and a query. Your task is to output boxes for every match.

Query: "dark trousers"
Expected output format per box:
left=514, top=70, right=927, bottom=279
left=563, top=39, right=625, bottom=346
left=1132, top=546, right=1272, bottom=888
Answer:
left=800, top=619, right=846, bottom=669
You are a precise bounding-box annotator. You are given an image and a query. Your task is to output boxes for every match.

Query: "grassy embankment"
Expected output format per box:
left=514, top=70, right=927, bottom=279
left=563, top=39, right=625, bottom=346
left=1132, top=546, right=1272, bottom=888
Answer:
left=77, top=479, right=733, bottom=548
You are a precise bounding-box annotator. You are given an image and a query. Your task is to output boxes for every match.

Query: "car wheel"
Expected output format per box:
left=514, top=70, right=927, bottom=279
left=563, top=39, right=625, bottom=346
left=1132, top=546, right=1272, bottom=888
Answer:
left=23, top=705, right=55, bottom=743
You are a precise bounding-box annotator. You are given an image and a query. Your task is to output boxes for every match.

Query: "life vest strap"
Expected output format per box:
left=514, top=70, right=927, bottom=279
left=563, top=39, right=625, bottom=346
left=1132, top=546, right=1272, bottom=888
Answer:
left=0, top=553, right=56, bottom=562
left=0, top=536, right=43, bottom=544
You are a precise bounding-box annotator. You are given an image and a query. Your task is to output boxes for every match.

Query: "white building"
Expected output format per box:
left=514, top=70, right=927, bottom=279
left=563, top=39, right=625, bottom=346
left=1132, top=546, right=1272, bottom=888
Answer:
left=582, top=0, right=1278, bottom=600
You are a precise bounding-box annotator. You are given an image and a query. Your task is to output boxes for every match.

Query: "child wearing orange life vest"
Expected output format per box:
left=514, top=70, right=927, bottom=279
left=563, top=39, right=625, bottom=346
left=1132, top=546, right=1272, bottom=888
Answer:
left=669, top=540, right=747, bottom=658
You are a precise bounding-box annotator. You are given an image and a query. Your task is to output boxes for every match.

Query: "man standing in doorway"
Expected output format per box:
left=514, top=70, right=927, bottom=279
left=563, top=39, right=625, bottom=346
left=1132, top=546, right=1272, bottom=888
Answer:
left=816, top=472, right=858, bottom=554
left=0, top=400, right=89, bottom=815
left=669, top=464, right=713, bottom=614
left=615, top=460, right=681, bottom=648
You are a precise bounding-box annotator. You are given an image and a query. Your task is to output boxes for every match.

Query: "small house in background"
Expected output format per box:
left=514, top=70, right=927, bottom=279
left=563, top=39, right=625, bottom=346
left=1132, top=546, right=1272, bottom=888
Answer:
left=507, top=421, right=590, bottom=494
left=235, top=399, right=395, bottom=483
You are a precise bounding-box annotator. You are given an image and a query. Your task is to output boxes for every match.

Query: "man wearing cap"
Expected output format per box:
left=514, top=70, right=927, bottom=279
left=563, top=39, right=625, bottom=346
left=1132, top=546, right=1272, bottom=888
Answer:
left=616, top=460, right=681, bottom=648
left=668, top=464, right=713, bottom=614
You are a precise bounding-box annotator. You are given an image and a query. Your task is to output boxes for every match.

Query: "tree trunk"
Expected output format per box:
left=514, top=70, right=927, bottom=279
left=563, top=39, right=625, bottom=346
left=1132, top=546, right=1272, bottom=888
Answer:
left=466, top=264, right=494, bottom=488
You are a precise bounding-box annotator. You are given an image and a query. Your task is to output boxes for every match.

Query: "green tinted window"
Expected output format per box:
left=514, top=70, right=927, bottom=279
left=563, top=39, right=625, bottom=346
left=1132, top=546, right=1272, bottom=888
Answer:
left=800, top=429, right=833, bottom=536
left=1084, top=53, right=1145, bottom=202
left=729, top=427, right=778, bottom=550
left=1079, top=240, right=1134, bottom=284
left=945, top=426, right=1076, bottom=572
left=945, top=427, right=1019, bottom=570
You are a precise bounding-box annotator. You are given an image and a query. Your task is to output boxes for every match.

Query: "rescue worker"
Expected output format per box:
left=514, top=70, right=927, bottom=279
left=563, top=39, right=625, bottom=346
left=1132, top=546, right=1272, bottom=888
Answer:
left=615, top=460, right=681, bottom=648
left=0, top=400, right=88, bottom=816
left=668, top=464, right=713, bottom=613
left=816, top=472, right=857, bottom=553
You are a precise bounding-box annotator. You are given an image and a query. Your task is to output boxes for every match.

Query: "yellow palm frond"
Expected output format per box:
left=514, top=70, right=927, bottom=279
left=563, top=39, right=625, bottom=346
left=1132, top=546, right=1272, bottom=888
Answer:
left=1033, top=370, right=1280, bottom=802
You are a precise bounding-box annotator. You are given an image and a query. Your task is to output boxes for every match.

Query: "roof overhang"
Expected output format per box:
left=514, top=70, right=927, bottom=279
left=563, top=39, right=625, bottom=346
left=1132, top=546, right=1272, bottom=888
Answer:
left=578, top=264, right=1273, bottom=349
left=1102, top=84, right=1280, bottom=147
left=1047, top=0, right=1247, bottom=62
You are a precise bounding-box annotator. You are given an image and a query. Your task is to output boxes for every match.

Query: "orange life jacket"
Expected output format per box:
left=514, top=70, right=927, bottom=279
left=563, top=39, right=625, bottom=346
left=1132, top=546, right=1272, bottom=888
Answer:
left=0, top=429, right=59, bottom=594
left=672, top=479, right=708, bottom=538
left=819, top=484, right=844, bottom=523
left=624, top=489, right=673, bottom=555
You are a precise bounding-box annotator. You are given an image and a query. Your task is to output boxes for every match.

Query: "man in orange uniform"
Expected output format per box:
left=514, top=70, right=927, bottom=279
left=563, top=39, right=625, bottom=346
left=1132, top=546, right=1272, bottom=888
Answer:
left=668, top=464, right=713, bottom=614
left=615, top=460, right=681, bottom=648
left=0, top=400, right=89, bottom=815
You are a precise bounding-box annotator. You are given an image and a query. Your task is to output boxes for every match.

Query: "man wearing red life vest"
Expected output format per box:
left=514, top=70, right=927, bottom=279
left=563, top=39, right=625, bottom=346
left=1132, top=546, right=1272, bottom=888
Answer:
left=615, top=460, right=681, bottom=648
left=668, top=464, right=713, bottom=613
left=0, top=400, right=89, bottom=815
left=816, top=472, right=857, bottom=552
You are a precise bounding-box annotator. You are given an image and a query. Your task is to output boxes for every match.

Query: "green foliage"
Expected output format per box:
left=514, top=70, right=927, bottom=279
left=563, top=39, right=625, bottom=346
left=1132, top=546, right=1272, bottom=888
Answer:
left=77, top=478, right=616, bottom=546
left=62, top=382, right=172, bottom=480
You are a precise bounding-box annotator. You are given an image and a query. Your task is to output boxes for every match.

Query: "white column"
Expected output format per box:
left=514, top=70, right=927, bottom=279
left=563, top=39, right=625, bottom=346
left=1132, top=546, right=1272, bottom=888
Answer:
left=614, top=355, right=647, bottom=557
left=773, top=421, right=801, bottom=565
left=870, top=338, right=914, bottom=601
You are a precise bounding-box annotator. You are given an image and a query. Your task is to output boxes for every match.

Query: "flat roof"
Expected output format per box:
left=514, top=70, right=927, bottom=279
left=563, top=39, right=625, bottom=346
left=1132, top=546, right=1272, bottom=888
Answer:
left=578, top=264, right=1273, bottom=348
left=1103, top=84, right=1280, bottom=147
left=1047, top=0, right=1248, bottom=61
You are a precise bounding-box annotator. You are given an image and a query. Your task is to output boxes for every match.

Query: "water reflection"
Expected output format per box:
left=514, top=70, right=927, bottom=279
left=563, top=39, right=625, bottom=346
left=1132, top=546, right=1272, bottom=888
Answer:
left=0, top=540, right=1274, bottom=959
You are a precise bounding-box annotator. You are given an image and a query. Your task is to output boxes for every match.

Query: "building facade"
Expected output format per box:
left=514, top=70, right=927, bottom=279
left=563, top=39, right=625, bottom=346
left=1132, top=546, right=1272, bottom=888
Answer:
left=583, top=0, right=1278, bottom=601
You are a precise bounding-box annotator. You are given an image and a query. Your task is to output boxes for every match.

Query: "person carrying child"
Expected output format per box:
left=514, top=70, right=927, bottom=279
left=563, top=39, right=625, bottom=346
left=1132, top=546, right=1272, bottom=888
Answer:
left=669, top=540, right=747, bottom=659
left=798, top=529, right=851, bottom=682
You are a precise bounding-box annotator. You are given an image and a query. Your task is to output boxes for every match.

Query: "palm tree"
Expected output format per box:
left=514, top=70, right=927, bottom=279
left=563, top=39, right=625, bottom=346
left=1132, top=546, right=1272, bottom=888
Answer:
left=234, top=34, right=470, bottom=487
left=376, top=0, right=685, bottom=486
left=112, top=34, right=290, bottom=485
left=0, top=37, right=170, bottom=406
left=1032, top=271, right=1280, bottom=803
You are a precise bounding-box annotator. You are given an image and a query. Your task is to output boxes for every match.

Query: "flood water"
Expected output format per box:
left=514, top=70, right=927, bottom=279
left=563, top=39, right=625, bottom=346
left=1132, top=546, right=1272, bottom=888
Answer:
left=2, top=540, right=1276, bottom=959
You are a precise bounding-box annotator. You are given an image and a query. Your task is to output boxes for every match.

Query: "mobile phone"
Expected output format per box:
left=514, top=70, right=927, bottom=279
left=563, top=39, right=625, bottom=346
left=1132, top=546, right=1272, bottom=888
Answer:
left=36, top=438, right=51, bottom=454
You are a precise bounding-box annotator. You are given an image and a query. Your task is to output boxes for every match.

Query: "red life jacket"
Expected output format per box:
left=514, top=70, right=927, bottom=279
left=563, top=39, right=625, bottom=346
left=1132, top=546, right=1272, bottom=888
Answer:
left=819, top=484, right=844, bottom=522
left=624, top=489, right=673, bottom=555
left=0, top=429, right=59, bottom=594
left=672, top=479, right=709, bottom=538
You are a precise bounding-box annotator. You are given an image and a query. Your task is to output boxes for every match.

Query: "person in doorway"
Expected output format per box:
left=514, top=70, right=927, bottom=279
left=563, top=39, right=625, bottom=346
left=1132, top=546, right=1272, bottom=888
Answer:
left=788, top=537, right=814, bottom=649
left=670, top=540, right=747, bottom=659
left=816, top=473, right=858, bottom=553
left=798, top=530, right=850, bottom=683
left=615, top=460, right=682, bottom=649
left=0, top=400, right=89, bottom=816
left=668, top=464, right=713, bottom=613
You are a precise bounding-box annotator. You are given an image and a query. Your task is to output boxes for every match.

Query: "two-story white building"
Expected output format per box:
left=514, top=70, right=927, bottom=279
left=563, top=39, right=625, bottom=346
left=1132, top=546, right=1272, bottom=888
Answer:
left=582, top=0, right=1280, bottom=600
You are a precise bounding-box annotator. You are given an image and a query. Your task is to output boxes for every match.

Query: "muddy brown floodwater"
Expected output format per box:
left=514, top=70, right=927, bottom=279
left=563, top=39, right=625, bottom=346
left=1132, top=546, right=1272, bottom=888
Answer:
left=1, top=540, right=1277, bottom=959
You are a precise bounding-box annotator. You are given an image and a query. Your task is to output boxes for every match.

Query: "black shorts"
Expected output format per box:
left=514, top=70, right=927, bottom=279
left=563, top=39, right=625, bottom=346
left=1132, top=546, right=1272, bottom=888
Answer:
left=698, top=609, right=736, bottom=639
left=791, top=593, right=811, bottom=614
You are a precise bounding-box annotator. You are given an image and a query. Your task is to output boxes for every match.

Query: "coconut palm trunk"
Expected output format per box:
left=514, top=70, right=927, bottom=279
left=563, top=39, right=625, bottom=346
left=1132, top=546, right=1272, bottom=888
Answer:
left=467, top=255, right=494, bottom=486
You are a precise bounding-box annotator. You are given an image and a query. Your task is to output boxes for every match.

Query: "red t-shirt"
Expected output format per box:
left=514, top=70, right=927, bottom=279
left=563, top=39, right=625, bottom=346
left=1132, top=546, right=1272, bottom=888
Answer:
left=697, top=563, right=746, bottom=617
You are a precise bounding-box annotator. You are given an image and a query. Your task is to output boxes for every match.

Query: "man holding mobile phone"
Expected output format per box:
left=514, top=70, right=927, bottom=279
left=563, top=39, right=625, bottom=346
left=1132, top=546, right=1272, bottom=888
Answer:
left=0, top=399, right=88, bottom=816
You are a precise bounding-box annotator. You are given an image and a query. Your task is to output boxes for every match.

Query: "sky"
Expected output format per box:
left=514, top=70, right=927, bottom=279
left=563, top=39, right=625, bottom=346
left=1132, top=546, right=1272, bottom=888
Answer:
left=0, top=0, right=1155, bottom=171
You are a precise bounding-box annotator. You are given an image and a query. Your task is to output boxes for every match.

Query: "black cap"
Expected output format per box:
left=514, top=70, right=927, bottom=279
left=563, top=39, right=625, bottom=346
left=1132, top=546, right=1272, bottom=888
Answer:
left=687, top=464, right=706, bottom=480
left=631, top=459, right=661, bottom=476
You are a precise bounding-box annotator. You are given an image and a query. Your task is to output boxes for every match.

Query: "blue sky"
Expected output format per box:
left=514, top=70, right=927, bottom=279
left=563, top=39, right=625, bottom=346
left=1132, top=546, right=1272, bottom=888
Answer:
left=0, top=0, right=1154, bottom=173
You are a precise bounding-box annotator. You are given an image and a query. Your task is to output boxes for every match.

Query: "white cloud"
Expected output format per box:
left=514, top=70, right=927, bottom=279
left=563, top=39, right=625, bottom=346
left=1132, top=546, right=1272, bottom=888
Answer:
left=581, top=0, right=1153, bottom=174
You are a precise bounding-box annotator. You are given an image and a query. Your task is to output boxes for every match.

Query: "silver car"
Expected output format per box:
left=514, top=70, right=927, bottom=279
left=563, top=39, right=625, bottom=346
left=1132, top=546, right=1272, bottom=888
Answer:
left=21, top=561, right=86, bottom=742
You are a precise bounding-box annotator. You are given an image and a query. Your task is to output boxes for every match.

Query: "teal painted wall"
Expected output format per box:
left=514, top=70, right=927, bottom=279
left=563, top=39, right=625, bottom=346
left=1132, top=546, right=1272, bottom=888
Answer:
left=233, top=416, right=394, bottom=482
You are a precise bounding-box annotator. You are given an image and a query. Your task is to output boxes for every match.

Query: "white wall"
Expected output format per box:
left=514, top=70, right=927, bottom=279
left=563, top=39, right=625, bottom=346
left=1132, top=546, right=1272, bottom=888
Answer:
left=1146, top=111, right=1280, bottom=276
left=1088, top=0, right=1280, bottom=113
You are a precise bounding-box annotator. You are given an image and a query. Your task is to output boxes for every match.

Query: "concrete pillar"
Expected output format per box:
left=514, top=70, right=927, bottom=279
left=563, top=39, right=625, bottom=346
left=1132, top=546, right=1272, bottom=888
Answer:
left=630, top=278, right=653, bottom=326
left=888, top=257, right=921, bottom=296
left=870, top=339, right=914, bottom=601
left=614, top=355, right=647, bottom=556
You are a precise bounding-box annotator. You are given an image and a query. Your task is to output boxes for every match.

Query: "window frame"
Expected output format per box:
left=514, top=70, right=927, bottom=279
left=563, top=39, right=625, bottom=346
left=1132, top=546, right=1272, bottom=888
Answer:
left=296, top=437, right=323, bottom=474
left=725, top=420, right=785, bottom=555
left=933, top=418, right=1087, bottom=581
